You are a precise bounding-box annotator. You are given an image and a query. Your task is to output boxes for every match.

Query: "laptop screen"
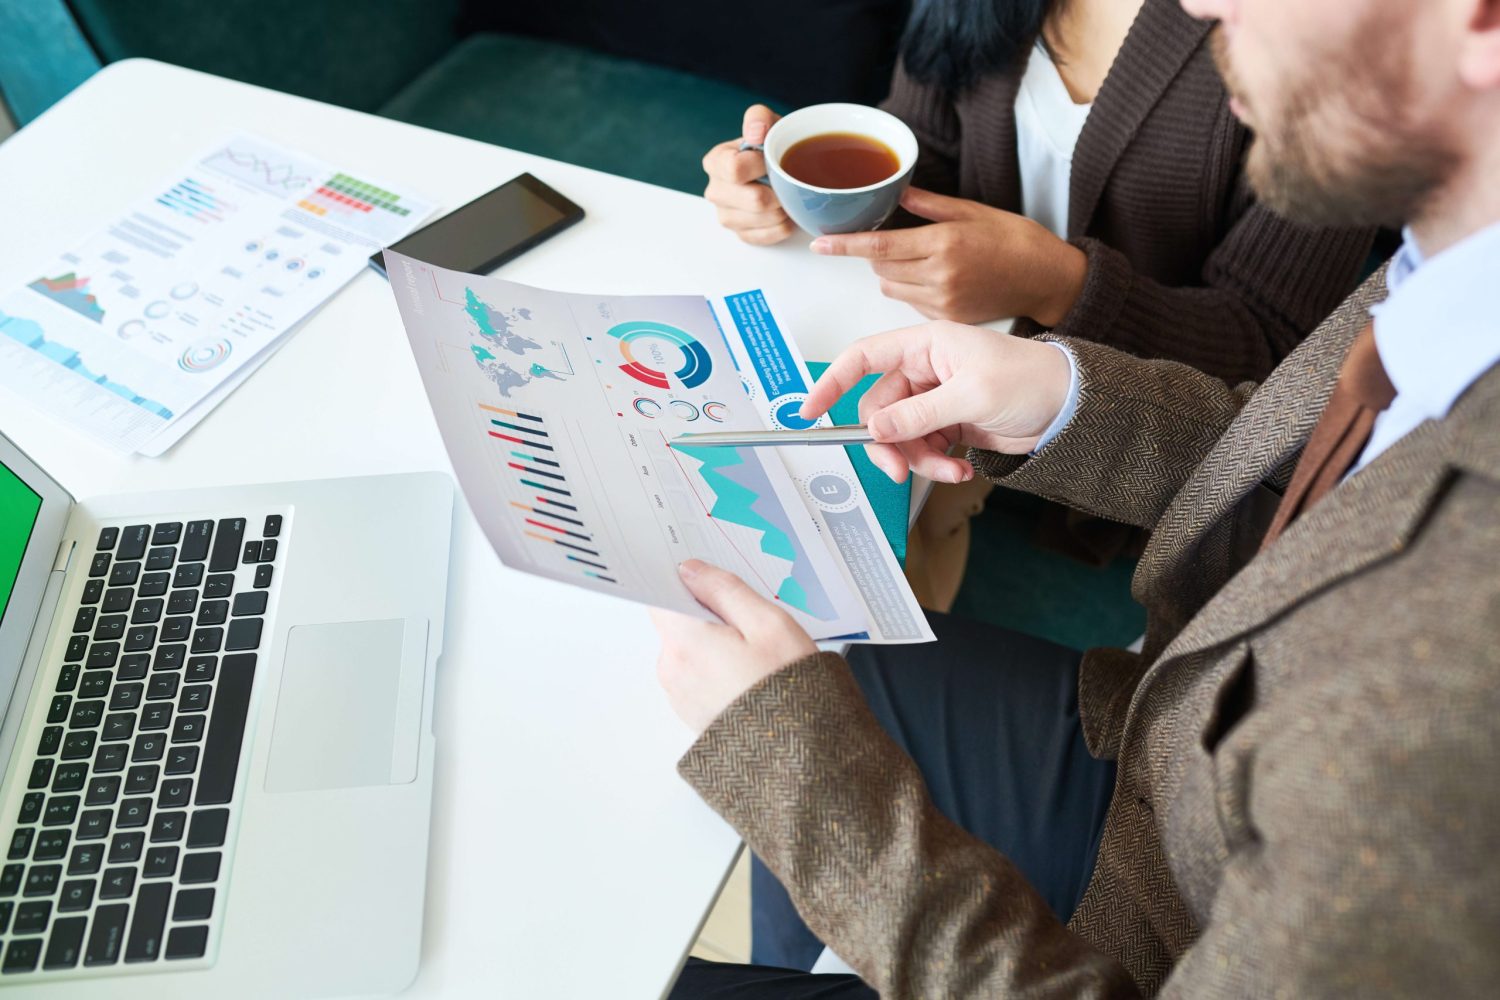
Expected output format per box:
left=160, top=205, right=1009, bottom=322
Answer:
left=0, top=458, right=44, bottom=630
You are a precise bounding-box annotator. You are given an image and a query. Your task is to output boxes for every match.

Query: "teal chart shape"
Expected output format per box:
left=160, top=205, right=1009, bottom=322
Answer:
left=0, top=309, right=173, bottom=417
left=464, top=288, right=569, bottom=396
left=28, top=273, right=105, bottom=323
left=676, top=445, right=836, bottom=619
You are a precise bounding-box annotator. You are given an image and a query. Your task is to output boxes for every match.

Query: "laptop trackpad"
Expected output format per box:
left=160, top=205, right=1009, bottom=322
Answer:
left=265, top=619, right=427, bottom=792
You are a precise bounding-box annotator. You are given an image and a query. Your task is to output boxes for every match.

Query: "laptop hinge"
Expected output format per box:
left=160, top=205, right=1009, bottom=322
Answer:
left=53, top=538, right=75, bottom=574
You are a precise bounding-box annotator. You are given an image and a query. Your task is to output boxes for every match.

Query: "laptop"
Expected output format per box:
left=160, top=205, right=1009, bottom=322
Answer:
left=0, top=431, right=452, bottom=997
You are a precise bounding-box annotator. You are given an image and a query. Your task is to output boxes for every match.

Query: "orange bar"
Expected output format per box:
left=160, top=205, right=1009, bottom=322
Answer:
left=477, top=403, right=517, bottom=416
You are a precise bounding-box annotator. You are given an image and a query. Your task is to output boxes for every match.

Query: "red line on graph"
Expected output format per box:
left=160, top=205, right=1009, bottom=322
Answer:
left=659, top=431, right=778, bottom=596
left=430, top=269, right=466, bottom=305
left=489, top=432, right=527, bottom=445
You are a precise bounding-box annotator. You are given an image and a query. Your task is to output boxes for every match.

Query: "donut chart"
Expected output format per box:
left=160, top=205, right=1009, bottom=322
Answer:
left=606, top=320, right=713, bottom=390
left=631, top=397, right=662, bottom=418
left=703, top=402, right=728, bottom=422
left=178, top=339, right=233, bottom=373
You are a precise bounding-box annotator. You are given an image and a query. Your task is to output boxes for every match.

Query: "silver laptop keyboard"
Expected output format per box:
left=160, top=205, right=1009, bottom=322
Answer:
left=0, top=514, right=281, bottom=976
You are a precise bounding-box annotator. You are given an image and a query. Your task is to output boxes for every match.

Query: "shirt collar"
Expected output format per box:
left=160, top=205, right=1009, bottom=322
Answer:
left=1370, top=220, right=1500, bottom=422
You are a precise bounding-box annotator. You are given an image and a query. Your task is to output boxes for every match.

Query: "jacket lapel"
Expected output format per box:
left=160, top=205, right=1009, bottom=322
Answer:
left=1067, top=0, right=1213, bottom=239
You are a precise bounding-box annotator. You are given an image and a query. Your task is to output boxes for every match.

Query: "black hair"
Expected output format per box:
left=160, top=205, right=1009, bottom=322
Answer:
left=899, top=0, right=1059, bottom=93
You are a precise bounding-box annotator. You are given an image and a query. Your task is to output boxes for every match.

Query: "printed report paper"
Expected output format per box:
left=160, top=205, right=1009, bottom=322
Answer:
left=0, top=133, right=434, bottom=454
left=386, top=251, right=933, bottom=643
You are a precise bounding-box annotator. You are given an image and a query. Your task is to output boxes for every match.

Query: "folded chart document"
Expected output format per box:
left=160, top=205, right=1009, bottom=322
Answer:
left=0, top=133, right=434, bottom=454
left=386, top=251, right=933, bottom=643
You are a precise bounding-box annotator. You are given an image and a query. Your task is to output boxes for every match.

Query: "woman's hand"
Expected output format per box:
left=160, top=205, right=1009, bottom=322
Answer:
left=701, top=105, right=796, bottom=246
left=800, top=321, right=1074, bottom=484
left=653, top=560, right=818, bottom=735
left=812, top=188, right=1088, bottom=326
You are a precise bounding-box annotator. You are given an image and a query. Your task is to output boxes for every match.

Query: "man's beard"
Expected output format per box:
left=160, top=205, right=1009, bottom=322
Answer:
left=1210, top=24, right=1459, bottom=229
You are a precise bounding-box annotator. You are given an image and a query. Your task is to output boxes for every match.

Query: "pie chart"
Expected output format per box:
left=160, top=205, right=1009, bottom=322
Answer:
left=606, top=320, right=713, bottom=390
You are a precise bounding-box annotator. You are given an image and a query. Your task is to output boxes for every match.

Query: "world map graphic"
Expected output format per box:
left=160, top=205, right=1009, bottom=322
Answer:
left=464, top=287, right=564, bottom=397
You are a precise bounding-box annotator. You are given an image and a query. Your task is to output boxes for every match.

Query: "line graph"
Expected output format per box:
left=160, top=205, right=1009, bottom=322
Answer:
left=203, top=144, right=315, bottom=194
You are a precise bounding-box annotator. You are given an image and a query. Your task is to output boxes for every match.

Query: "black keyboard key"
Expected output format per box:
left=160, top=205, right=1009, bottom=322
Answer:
left=130, top=599, right=163, bottom=624
left=150, top=811, right=186, bottom=843
left=145, top=546, right=175, bottom=571
left=68, top=844, right=103, bottom=875
left=100, top=866, right=136, bottom=898
left=24, top=864, right=61, bottom=896
left=158, top=778, right=192, bottom=809
left=133, top=733, right=166, bottom=761
left=108, top=561, right=140, bottom=587
left=205, top=574, right=234, bottom=599
left=103, top=713, right=135, bottom=742
left=54, top=663, right=81, bottom=693
left=43, top=914, right=86, bottom=969
left=171, top=714, right=205, bottom=744
left=94, top=613, right=127, bottom=639
left=117, top=797, right=152, bottom=829
left=88, top=552, right=111, bottom=578
left=102, top=587, right=133, bottom=613
left=187, top=809, right=229, bottom=849
left=197, top=599, right=229, bottom=625
left=109, top=833, right=144, bottom=864
left=86, top=776, right=120, bottom=807
left=126, top=882, right=171, bottom=962
left=124, top=626, right=157, bottom=651
left=58, top=878, right=94, bottom=912
left=118, top=524, right=150, bottom=561
left=68, top=700, right=105, bottom=729
left=148, top=673, right=180, bottom=700
left=86, top=642, right=119, bottom=668
left=165, top=747, right=199, bottom=776
left=141, top=705, right=173, bottom=732
left=2, top=937, right=42, bottom=973
left=8, top=829, right=32, bottom=861
left=67, top=845, right=102, bottom=875
left=154, top=644, right=187, bottom=672
left=78, top=670, right=110, bottom=698
left=97, top=527, right=120, bottom=551
left=84, top=902, right=129, bottom=965
left=0, top=863, right=22, bottom=896
left=117, top=653, right=150, bottom=680
left=95, top=743, right=128, bottom=772
left=243, top=540, right=262, bottom=563
left=166, top=924, right=210, bottom=960
left=43, top=796, right=80, bottom=827
left=260, top=538, right=278, bottom=561
left=263, top=514, right=282, bottom=537
left=232, top=591, right=268, bottom=616
left=182, top=520, right=214, bottom=563
left=163, top=616, right=193, bottom=642
left=51, top=763, right=87, bottom=793
left=152, top=522, right=183, bottom=546
left=180, top=685, right=211, bottom=713
left=185, top=657, right=217, bottom=683
left=61, top=731, right=96, bottom=760
left=144, top=846, right=179, bottom=879
left=77, top=810, right=111, bottom=841
left=33, top=829, right=69, bottom=861
left=139, top=572, right=171, bottom=597
left=64, top=634, right=88, bottom=663
left=173, top=562, right=205, bottom=588
left=173, top=887, right=214, bottom=922
left=17, top=793, right=44, bottom=824
left=0, top=900, right=13, bottom=932
left=254, top=564, right=274, bottom=589
left=47, top=694, right=71, bottom=724
left=127, top=765, right=160, bottom=795
left=27, top=758, right=53, bottom=789
left=109, top=682, right=143, bottom=710
left=225, top=619, right=262, bottom=652
left=197, top=654, right=256, bottom=806
left=72, top=606, right=97, bottom=633
left=167, top=590, right=198, bottom=616
left=181, top=851, right=221, bottom=884
left=209, top=518, right=245, bottom=572
left=191, top=627, right=224, bottom=653
left=14, top=900, right=50, bottom=933
left=84, top=581, right=107, bottom=607
left=37, top=726, right=63, bottom=756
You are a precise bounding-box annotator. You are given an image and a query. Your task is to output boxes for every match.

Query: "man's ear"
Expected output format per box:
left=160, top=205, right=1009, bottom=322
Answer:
left=1459, top=0, right=1500, bottom=89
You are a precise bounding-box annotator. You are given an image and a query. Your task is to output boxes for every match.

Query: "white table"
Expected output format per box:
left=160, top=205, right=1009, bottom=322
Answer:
left=0, top=59, right=928, bottom=999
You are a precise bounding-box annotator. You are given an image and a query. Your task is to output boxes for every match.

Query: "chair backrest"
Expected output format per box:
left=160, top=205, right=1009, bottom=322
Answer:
left=0, top=0, right=102, bottom=126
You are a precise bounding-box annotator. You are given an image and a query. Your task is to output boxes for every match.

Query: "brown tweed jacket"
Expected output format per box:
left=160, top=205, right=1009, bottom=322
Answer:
left=679, top=269, right=1500, bottom=997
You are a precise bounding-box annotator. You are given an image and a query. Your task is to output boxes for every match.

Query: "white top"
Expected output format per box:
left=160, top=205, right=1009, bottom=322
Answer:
left=1014, top=42, right=1094, bottom=239
left=1358, top=221, right=1500, bottom=472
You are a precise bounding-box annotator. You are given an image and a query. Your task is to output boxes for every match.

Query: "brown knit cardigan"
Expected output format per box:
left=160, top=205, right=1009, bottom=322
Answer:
left=880, top=0, right=1376, bottom=383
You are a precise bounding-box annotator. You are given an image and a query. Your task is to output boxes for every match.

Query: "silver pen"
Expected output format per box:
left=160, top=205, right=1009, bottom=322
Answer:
left=670, top=425, right=875, bottom=448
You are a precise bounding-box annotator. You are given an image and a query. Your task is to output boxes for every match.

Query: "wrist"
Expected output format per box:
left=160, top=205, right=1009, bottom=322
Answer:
left=1030, top=235, right=1088, bottom=328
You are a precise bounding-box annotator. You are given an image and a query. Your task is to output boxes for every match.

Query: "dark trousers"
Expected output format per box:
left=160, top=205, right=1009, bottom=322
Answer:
left=670, top=612, right=1116, bottom=999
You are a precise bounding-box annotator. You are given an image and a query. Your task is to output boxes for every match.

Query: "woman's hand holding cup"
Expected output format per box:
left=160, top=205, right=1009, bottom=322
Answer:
left=702, top=105, right=796, bottom=246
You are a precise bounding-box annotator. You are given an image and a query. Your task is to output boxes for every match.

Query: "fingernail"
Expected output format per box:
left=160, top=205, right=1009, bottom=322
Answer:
left=678, top=559, right=705, bottom=579
left=810, top=238, right=831, bottom=254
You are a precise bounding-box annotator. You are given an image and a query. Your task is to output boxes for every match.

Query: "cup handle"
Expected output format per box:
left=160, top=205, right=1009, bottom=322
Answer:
left=738, top=141, right=772, bottom=186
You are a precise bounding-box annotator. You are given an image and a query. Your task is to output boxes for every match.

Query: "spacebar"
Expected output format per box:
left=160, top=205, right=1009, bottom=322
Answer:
left=196, top=653, right=257, bottom=806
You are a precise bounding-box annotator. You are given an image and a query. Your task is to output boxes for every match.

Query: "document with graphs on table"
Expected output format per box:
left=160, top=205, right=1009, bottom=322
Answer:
left=385, top=250, right=933, bottom=644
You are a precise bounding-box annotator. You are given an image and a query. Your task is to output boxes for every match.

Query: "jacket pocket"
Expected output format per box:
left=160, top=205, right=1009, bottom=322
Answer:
left=1200, top=644, right=1261, bottom=850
